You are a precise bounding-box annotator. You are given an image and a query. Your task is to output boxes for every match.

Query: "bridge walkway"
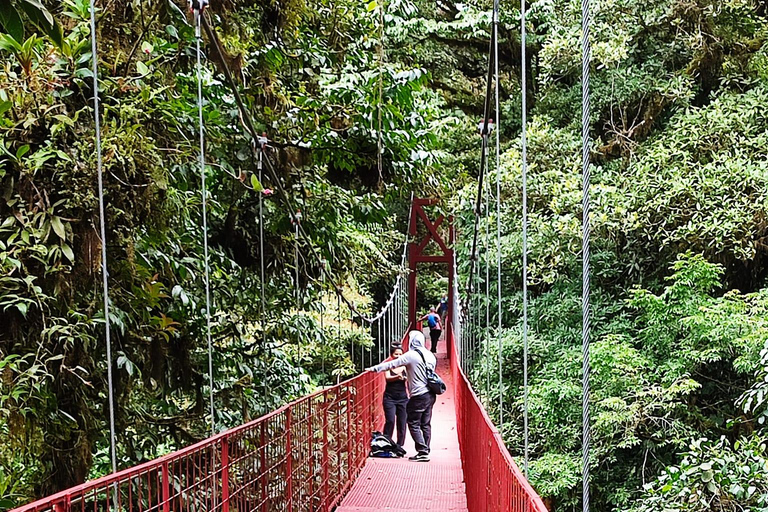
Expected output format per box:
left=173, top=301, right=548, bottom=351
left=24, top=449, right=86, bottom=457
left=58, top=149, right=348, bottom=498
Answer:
left=337, top=335, right=468, bottom=512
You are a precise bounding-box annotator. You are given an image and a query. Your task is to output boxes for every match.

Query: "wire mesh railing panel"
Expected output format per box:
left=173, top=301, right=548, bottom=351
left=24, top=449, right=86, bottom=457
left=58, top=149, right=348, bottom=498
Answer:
left=448, top=316, right=547, bottom=512
left=12, top=372, right=385, bottom=512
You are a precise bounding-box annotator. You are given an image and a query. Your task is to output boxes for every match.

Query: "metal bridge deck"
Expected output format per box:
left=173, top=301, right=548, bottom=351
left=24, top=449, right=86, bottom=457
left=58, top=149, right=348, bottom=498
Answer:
left=336, top=338, right=469, bottom=511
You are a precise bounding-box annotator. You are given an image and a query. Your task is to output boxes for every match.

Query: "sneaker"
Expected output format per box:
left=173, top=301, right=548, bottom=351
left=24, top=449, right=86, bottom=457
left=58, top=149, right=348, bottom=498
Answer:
left=409, top=453, right=430, bottom=462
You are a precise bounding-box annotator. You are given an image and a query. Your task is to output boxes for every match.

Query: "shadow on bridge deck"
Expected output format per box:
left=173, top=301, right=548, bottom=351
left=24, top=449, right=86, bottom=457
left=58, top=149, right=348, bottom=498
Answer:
left=336, top=334, right=468, bottom=511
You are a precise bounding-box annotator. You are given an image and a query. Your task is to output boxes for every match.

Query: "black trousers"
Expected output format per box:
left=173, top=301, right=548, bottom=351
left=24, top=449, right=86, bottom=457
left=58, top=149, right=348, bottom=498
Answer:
left=429, top=328, right=442, bottom=353
left=406, top=392, right=437, bottom=455
left=383, top=394, right=408, bottom=447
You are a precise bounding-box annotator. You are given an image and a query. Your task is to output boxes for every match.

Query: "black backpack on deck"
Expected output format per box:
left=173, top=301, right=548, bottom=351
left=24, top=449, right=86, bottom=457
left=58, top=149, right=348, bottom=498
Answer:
left=370, top=431, right=406, bottom=458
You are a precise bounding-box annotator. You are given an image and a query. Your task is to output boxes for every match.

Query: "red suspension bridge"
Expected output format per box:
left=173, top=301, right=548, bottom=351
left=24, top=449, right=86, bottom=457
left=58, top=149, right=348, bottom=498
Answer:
left=11, top=200, right=548, bottom=512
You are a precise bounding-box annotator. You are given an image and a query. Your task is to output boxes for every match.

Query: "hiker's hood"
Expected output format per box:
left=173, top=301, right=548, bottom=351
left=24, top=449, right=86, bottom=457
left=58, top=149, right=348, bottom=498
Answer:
left=408, top=330, right=426, bottom=349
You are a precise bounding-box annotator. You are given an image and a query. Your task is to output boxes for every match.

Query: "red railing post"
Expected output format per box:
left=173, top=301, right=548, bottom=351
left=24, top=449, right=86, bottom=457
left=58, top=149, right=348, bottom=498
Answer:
left=285, top=407, right=293, bottom=512
left=322, top=392, right=329, bottom=512
left=161, top=462, right=170, bottom=512
left=309, top=401, right=315, bottom=509
left=221, top=436, right=230, bottom=512
left=346, top=387, right=353, bottom=481
left=52, top=497, right=69, bottom=512
left=260, top=422, right=268, bottom=512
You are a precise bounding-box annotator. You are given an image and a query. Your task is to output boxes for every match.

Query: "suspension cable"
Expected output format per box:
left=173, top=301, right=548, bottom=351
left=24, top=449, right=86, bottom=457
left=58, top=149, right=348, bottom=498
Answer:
left=467, top=0, right=499, bottom=292
left=493, top=2, right=503, bottom=429
left=484, top=144, right=491, bottom=399
left=581, top=0, right=593, bottom=508
left=520, top=0, right=530, bottom=475
left=294, top=210, right=302, bottom=363
left=193, top=2, right=216, bottom=436
left=258, top=140, right=266, bottom=322
left=89, top=0, right=117, bottom=475
left=377, top=0, right=385, bottom=184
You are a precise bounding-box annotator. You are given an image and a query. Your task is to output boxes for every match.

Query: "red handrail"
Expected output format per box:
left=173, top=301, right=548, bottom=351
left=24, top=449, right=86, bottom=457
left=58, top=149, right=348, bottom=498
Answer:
left=448, top=327, right=549, bottom=512
left=12, top=372, right=384, bottom=512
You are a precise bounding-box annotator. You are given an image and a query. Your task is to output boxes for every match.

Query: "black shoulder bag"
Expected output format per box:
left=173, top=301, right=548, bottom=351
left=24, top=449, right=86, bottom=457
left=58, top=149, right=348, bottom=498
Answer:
left=415, top=348, right=446, bottom=395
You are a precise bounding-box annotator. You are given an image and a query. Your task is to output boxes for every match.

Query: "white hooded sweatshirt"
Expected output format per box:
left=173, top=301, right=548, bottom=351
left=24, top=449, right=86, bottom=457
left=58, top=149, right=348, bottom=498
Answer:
left=371, top=331, right=437, bottom=397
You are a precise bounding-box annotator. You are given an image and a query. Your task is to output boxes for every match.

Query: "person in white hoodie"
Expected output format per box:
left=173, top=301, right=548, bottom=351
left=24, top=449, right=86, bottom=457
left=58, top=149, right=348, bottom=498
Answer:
left=366, top=331, right=437, bottom=462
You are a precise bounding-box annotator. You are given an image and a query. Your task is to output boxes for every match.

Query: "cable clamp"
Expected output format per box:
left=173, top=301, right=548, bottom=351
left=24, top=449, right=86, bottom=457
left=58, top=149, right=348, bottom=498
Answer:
left=189, top=0, right=209, bottom=12
left=477, top=118, right=495, bottom=135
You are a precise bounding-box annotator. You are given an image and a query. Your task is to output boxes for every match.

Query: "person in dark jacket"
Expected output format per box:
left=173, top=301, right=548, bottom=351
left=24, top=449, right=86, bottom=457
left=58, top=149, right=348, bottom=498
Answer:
left=381, top=344, right=408, bottom=448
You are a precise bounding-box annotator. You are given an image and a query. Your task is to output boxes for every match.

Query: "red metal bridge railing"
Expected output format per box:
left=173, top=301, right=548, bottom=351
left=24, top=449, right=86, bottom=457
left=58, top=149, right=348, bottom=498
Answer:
left=12, top=372, right=384, bottom=512
left=448, top=327, right=549, bottom=512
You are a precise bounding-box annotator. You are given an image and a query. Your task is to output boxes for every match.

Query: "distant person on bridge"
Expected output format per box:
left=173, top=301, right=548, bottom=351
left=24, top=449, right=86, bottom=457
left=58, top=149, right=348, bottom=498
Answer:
left=382, top=343, right=408, bottom=448
left=436, top=294, right=448, bottom=326
left=366, top=331, right=437, bottom=462
left=419, top=308, right=443, bottom=354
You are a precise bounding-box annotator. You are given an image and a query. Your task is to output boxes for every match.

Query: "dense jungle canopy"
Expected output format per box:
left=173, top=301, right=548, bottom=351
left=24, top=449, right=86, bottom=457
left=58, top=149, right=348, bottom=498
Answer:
left=2, top=0, right=768, bottom=510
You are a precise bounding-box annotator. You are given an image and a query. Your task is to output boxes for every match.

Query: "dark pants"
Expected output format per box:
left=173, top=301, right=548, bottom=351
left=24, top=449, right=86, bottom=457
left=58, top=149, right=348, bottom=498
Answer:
left=406, top=392, right=437, bottom=455
left=429, top=329, right=442, bottom=353
left=383, top=394, right=408, bottom=446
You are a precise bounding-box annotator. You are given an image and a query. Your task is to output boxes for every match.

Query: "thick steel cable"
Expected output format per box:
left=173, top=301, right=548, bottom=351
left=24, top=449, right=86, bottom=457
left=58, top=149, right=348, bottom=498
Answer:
left=377, top=0, right=384, bottom=184
left=521, top=0, right=530, bottom=476
left=493, top=4, right=503, bottom=429
left=581, top=0, right=593, bottom=509
left=89, top=0, right=117, bottom=475
left=194, top=10, right=215, bottom=436
left=467, top=0, right=499, bottom=293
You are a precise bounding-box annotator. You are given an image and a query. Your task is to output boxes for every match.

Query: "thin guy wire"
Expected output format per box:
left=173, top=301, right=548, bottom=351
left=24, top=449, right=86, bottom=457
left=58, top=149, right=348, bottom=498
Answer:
left=258, top=146, right=267, bottom=404
left=321, top=265, right=325, bottom=380
left=89, top=0, right=117, bottom=475
left=521, top=0, right=530, bottom=476
left=295, top=215, right=301, bottom=363
left=581, top=0, right=593, bottom=509
left=483, top=135, right=491, bottom=399
left=377, top=0, right=384, bottom=184
left=493, top=4, right=503, bottom=429
left=258, top=148, right=266, bottom=323
left=195, top=11, right=215, bottom=436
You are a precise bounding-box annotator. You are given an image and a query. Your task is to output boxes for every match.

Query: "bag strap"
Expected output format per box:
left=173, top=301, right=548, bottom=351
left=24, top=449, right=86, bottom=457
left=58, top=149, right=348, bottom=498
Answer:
left=414, top=347, right=432, bottom=372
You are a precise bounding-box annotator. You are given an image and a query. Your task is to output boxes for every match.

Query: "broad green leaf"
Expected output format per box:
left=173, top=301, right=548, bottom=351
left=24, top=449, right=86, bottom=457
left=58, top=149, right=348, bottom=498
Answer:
left=0, top=2, right=23, bottom=43
left=50, top=216, right=65, bottom=240
left=61, top=243, right=74, bottom=262
left=251, top=174, right=263, bottom=191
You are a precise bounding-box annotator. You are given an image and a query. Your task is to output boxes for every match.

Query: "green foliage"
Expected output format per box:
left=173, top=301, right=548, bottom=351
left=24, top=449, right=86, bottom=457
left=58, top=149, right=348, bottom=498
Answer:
left=630, top=436, right=768, bottom=512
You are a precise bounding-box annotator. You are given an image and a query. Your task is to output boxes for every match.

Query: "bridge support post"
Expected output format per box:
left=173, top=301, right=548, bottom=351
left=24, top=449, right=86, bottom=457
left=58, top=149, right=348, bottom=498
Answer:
left=161, top=461, right=170, bottom=512
left=322, top=392, right=330, bottom=511
left=221, top=437, right=230, bottom=512
left=260, top=423, right=268, bottom=512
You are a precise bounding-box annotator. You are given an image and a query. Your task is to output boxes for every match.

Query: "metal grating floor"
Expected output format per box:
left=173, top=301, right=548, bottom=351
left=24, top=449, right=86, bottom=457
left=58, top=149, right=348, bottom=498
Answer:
left=337, top=337, right=469, bottom=512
